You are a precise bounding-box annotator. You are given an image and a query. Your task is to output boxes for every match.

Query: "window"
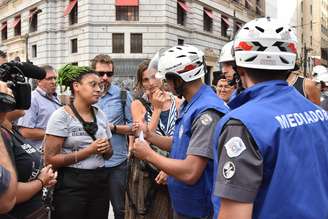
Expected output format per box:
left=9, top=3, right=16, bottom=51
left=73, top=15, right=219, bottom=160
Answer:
left=113, top=33, right=124, bottom=53
left=311, top=21, right=313, bottom=30
left=69, top=1, right=78, bottom=25
left=130, top=33, right=142, bottom=53
left=310, top=5, right=312, bottom=16
left=116, top=6, right=139, bottom=21
left=203, top=8, right=213, bottom=32
left=178, top=39, right=184, bottom=45
left=14, top=15, right=21, bottom=36
left=177, top=1, right=187, bottom=26
left=71, top=62, right=78, bottom=66
left=71, top=38, right=78, bottom=53
left=256, top=0, right=262, bottom=15
left=310, top=36, right=312, bottom=47
left=64, top=0, right=78, bottom=24
left=245, top=0, right=252, bottom=9
left=32, top=44, right=37, bottom=57
left=221, top=16, right=229, bottom=37
left=29, top=8, right=39, bottom=32
left=1, top=21, right=7, bottom=41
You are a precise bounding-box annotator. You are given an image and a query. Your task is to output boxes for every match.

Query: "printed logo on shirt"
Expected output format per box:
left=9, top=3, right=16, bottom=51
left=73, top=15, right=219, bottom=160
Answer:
left=200, top=113, right=213, bottom=126
left=222, top=161, right=235, bottom=179
left=275, top=109, right=328, bottom=129
left=21, top=144, right=37, bottom=154
left=224, top=137, right=246, bottom=158
left=71, top=127, right=89, bottom=137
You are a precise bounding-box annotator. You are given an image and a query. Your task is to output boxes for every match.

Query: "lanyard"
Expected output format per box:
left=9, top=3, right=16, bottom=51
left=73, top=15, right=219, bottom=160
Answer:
left=69, top=103, right=98, bottom=140
left=36, top=89, right=63, bottom=107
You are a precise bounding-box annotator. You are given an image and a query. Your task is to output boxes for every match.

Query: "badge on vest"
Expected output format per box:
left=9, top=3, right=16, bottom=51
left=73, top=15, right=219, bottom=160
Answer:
left=222, top=161, right=235, bottom=179
left=200, top=113, right=213, bottom=126
left=224, top=137, right=246, bottom=158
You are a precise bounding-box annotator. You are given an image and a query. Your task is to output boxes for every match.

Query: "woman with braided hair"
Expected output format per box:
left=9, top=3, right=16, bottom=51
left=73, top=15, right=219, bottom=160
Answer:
left=43, top=65, right=113, bottom=219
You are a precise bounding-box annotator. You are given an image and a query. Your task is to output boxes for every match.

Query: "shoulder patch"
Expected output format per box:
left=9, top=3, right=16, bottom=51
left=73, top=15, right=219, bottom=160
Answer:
left=224, top=137, right=246, bottom=158
left=200, top=113, right=213, bottom=126
left=222, top=161, right=235, bottom=179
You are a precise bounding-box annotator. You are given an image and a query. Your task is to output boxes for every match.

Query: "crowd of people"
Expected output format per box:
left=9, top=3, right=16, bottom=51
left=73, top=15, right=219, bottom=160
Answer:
left=0, top=17, right=328, bottom=219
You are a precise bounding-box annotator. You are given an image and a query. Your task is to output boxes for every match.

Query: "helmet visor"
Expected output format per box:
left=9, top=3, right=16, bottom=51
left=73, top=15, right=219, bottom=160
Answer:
left=147, top=49, right=166, bottom=80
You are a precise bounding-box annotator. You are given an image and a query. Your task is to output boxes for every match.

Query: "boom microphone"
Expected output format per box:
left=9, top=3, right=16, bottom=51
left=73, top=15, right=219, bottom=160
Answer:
left=14, top=62, right=46, bottom=79
left=0, top=61, right=46, bottom=80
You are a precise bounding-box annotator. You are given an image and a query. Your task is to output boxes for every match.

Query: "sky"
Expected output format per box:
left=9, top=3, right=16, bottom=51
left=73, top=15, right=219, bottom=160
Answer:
left=266, top=0, right=298, bottom=26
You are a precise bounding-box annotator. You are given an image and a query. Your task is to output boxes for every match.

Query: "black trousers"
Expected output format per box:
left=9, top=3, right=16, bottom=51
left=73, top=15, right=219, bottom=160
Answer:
left=52, top=167, right=109, bottom=219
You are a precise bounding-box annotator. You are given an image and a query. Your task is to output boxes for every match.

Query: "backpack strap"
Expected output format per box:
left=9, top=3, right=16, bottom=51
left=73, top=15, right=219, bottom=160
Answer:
left=120, top=89, right=127, bottom=122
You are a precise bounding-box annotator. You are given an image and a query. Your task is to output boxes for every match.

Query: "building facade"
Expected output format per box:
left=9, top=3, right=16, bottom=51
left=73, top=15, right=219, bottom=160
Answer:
left=297, top=0, right=328, bottom=72
left=0, top=0, right=264, bottom=84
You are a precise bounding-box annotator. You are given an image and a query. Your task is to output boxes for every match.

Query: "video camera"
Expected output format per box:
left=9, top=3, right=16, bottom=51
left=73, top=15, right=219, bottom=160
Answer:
left=0, top=61, right=46, bottom=112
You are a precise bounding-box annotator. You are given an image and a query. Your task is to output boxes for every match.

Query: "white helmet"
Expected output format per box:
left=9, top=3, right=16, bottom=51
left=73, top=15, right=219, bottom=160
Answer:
left=233, top=17, right=297, bottom=70
left=219, top=41, right=234, bottom=63
left=312, top=65, right=328, bottom=80
left=154, top=45, right=205, bottom=82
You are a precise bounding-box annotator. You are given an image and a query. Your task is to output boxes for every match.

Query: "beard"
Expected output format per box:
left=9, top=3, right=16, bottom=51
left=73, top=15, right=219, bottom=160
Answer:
left=101, top=82, right=110, bottom=96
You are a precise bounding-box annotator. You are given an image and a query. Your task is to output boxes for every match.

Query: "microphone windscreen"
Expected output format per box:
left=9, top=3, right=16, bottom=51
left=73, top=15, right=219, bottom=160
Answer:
left=19, top=62, right=46, bottom=80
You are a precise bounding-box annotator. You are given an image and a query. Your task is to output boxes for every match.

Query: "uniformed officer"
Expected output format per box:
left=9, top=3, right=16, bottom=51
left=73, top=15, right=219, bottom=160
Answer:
left=218, top=41, right=238, bottom=102
left=131, top=45, right=229, bottom=219
left=212, top=17, right=328, bottom=219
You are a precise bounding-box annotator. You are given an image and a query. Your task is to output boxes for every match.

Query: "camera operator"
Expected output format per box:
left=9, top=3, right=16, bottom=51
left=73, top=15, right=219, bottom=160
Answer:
left=0, top=61, right=58, bottom=218
left=0, top=81, right=17, bottom=214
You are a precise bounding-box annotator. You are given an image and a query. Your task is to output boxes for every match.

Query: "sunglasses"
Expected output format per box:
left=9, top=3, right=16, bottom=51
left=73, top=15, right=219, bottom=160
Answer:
left=97, top=71, right=114, bottom=77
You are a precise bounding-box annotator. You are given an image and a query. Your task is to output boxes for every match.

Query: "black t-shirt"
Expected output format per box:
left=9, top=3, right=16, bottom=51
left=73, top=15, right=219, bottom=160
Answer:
left=0, top=126, right=43, bottom=219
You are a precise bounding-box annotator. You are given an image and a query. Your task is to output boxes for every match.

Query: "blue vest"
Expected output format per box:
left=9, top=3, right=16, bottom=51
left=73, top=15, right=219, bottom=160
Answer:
left=212, top=80, right=328, bottom=219
left=168, top=85, right=229, bottom=218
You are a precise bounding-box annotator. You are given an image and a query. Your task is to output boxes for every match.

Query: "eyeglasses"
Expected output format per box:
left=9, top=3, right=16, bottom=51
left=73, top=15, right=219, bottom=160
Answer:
left=85, top=81, right=104, bottom=90
left=97, top=71, right=114, bottom=77
left=217, top=85, right=233, bottom=90
left=44, top=76, right=57, bottom=81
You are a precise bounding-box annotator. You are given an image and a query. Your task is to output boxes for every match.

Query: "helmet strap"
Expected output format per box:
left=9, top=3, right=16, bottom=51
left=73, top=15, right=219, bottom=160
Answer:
left=173, top=78, right=187, bottom=99
left=230, top=65, right=244, bottom=94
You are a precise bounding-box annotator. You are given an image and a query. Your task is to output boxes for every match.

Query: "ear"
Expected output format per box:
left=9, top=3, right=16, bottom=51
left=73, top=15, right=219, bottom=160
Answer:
left=72, top=81, right=79, bottom=92
left=236, top=67, right=246, bottom=77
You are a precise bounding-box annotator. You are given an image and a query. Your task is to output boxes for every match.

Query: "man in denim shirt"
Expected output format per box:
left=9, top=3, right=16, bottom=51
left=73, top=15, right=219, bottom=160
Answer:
left=92, top=54, right=133, bottom=219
